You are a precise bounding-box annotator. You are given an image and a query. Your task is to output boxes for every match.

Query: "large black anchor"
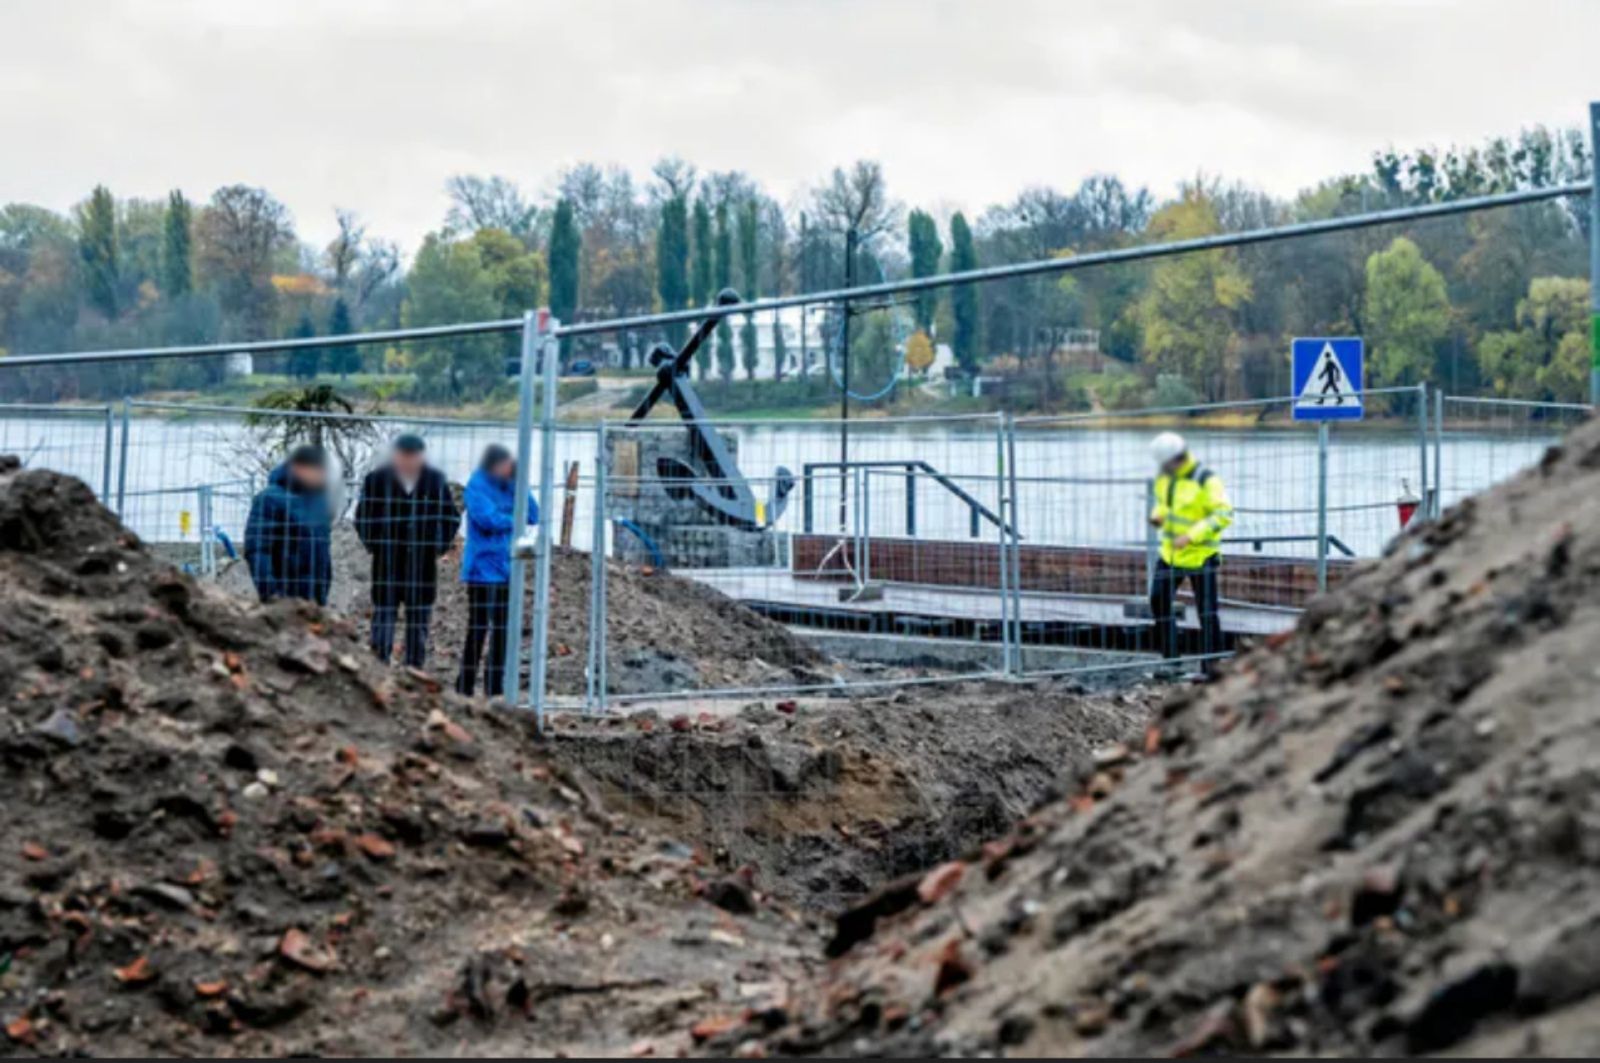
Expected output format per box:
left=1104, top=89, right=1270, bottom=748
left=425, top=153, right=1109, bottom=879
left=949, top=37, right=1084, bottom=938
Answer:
left=626, top=289, right=795, bottom=530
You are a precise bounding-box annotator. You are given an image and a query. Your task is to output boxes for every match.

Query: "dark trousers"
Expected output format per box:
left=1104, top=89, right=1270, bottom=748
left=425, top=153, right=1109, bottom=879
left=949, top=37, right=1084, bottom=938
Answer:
left=371, top=603, right=433, bottom=668
left=1149, top=557, right=1222, bottom=666
left=456, top=583, right=510, bottom=697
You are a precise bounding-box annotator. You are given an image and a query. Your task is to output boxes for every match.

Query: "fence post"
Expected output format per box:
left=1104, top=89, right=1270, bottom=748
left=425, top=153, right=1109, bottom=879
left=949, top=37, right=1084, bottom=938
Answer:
left=994, top=414, right=1012, bottom=676
left=503, top=311, right=543, bottom=713
left=198, top=483, right=215, bottom=577
left=115, top=398, right=131, bottom=518
left=1432, top=389, right=1445, bottom=518
left=1588, top=102, right=1600, bottom=406
left=861, top=467, right=872, bottom=584
left=526, top=325, right=562, bottom=728
left=1144, top=478, right=1157, bottom=592
left=1416, top=382, right=1429, bottom=519
left=586, top=422, right=609, bottom=713
left=1004, top=414, right=1023, bottom=675
left=101, top=405, right=114, bottom=502
left=1315, top=421, right=1330, bottom=593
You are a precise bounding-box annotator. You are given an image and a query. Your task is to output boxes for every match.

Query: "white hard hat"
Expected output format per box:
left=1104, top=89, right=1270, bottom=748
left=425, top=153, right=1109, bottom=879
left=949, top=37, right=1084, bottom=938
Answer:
left=1150, top=431, right=1186, bottom=465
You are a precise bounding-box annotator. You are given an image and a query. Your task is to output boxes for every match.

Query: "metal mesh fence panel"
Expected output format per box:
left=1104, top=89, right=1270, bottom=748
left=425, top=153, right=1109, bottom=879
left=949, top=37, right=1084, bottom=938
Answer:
left=0, top=403, right=114, bottom=502
left=1009, top=386, right=1430, bottom=675
left=1437, top=396, right=1593, bottom=512
left=580, top=414, right=1012, bottom=710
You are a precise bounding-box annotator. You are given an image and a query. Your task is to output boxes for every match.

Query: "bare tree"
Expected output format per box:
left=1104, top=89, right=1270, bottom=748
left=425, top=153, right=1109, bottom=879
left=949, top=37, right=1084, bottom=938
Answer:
left=325, top=208, right=366, bottom=291
left=812, top=160, right=901, bottom=240
left=650, top=156, right=697, bottom=203
left=443, top=175, right=537, bottom=246
left=196, top=184, right=292, bottom=339
left=352, top=239, right=400, bottom=311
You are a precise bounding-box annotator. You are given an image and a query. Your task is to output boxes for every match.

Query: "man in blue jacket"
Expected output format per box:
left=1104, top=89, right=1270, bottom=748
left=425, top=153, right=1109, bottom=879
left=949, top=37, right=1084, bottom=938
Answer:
left=243, top=444, right=334, bottom=605
left=456, top=444, right=538, bottom=698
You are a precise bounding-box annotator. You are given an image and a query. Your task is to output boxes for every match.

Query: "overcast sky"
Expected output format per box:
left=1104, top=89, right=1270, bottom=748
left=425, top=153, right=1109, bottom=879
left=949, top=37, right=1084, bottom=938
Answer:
left=3, top=0, right=1595, bottom=250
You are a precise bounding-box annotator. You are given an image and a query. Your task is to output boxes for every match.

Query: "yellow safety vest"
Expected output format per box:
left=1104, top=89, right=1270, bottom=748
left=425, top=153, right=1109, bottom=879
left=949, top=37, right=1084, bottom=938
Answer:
left=1151, top=457, right=1233, bottom=569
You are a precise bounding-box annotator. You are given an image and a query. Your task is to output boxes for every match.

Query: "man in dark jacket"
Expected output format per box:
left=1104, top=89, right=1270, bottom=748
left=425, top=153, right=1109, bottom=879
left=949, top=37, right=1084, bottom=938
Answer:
left=243, top=444, right=333, bottom=605
left=355, top=434, right=460, bottom=667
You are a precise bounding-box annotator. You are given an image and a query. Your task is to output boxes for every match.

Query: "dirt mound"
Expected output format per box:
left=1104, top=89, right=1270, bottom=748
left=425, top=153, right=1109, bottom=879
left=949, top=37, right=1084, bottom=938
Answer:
left=550, top=680, right=1154, bottom=912
left=718, top=416, right=1600, bottom=1057
left=218, top=524, right=826, bottom=696
left=0, top=461, right=817, bottom=1056
left=438, top=547, right=829, bottom=697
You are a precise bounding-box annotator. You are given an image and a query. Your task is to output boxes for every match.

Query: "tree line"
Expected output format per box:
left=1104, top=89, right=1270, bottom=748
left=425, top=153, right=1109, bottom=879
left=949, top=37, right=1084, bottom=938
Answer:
left=0, top=123, right=1591, bottom=407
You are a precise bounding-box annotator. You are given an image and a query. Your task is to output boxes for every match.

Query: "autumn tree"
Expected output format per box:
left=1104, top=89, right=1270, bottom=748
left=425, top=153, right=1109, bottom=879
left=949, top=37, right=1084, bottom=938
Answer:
left=1138, top=189, right=1251, bottom=401
left=196, top=185, right=291, bottom=339
left=444, top=175, right=538, bottom=247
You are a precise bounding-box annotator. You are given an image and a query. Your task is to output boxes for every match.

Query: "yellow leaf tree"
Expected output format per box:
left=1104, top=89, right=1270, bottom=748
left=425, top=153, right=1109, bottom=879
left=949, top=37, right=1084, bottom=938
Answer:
left=905, top=330, right=935, bottom=374
left=1138, top=189, right=1251, bottom=401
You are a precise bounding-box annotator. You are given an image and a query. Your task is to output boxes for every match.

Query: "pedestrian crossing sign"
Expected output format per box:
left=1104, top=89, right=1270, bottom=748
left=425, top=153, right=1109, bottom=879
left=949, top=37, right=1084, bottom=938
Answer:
left=1292, top=337, right=1364, bottom=421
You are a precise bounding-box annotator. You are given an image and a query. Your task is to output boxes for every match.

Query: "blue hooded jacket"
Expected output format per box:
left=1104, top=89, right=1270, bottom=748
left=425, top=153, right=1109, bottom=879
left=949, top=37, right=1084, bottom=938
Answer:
left=461, top=466, right=538, bottom=585
left=243, top=463, right=333, bottom=604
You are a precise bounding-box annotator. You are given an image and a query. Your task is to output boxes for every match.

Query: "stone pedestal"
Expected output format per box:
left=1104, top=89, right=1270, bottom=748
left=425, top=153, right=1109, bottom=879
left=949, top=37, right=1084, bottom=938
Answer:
left=605, top=428, right=785, bottom=569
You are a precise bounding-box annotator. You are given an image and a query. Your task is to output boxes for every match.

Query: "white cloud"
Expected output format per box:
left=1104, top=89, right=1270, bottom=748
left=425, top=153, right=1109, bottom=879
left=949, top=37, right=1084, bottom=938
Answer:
left=1, top=0, right=1594, bottom=251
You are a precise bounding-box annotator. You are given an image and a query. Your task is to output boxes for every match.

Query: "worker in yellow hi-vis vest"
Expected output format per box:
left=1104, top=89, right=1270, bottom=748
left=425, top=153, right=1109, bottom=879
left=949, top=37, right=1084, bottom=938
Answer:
left=1148, top=432, right=1233, bottom=673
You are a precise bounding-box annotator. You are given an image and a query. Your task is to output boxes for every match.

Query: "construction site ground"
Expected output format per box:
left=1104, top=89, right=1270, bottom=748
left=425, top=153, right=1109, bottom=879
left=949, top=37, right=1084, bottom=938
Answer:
left=5, top=409, right=1600, bottom=1056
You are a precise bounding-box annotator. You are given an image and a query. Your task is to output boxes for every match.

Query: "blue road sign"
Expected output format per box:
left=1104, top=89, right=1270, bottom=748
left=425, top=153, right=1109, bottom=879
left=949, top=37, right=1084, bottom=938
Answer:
left=1292, top=337, right=1364, bottom=421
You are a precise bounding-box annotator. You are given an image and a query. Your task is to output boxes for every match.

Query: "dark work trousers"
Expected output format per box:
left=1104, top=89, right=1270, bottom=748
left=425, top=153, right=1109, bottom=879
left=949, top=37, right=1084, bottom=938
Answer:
left=371, top=603, right=434, bottom=669
left=1149, top=557, right=1223, bottom=668
left=456, top=583, right=511, bottom=697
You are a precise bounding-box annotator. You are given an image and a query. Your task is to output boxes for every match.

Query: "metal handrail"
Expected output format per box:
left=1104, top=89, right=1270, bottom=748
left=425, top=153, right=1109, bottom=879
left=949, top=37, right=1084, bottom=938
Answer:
left=799, top=459, right=1014, bottom=538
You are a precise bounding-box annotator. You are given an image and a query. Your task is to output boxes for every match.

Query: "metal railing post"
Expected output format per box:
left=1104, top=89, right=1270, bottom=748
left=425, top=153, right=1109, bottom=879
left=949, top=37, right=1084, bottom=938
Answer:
left=1416, top=382, right=1430, bottom=519
left=994, top=415, right=1012, bottom=676
left=503, top=311, right=542, bottom=710
left=100, top=405, right=114, bottom=502
left=1432, top=389, right=1445, bottom=518
left=1589, top=102, right=1599, bottom=406
left=1144, top=478, right=1158, bottom=591
left=1315, top=422, right=1330, bottom=593
left=587, top=422, right=609, bottom=713
left=115, top=398, right=131, bottom=518
left=525, top=324, right=563, bottom=729
left=1004, top=414, right=1023, bottom=676
left=904, top=463, right=917, bottom=537
left=198, top=483, right=215, bottom=577
left=861, top=467, right=872, bottom=584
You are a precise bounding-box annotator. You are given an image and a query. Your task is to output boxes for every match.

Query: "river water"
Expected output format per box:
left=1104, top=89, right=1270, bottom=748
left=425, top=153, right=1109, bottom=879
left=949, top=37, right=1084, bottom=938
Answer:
left=0, top=407, right=1572, bottom=561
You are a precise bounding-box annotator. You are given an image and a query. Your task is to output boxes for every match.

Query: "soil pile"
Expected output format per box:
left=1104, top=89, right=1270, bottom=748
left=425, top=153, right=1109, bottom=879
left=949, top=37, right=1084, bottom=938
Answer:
left=0, top=459, right=816, bottom=1056
left=551, top=680, right=1154, bottom=912
left=718, top=416, right=1600, bottom=1056
left=220, top=525, right=827, bottom=696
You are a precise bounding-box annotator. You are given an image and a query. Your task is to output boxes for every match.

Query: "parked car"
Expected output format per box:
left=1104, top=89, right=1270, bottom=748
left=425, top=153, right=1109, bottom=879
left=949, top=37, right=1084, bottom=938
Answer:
left=567, top=359, right=597, bottom=377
